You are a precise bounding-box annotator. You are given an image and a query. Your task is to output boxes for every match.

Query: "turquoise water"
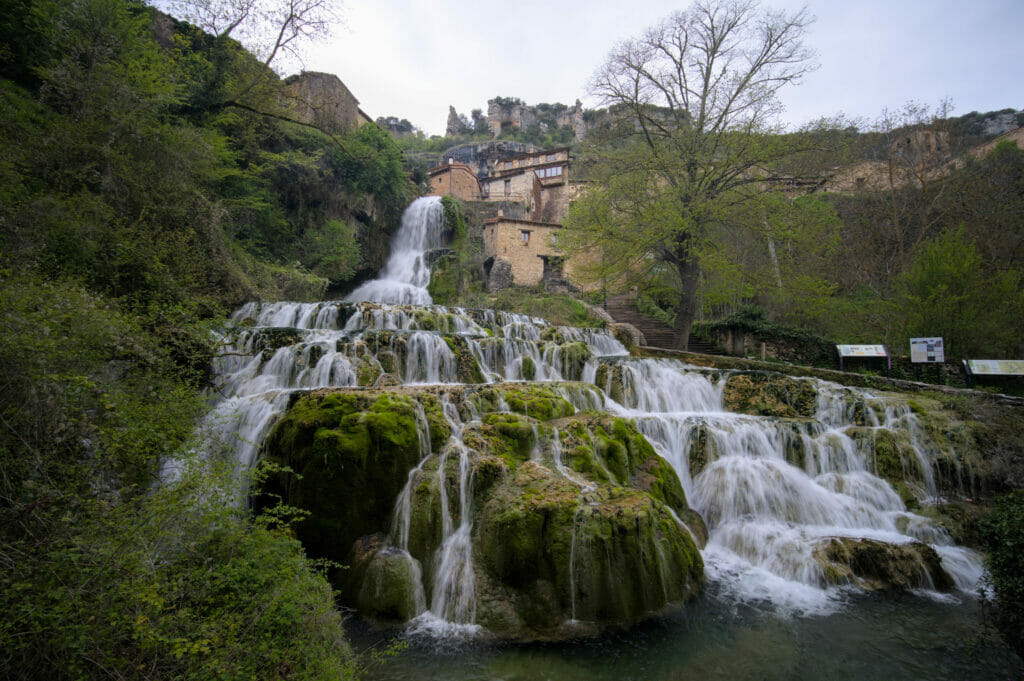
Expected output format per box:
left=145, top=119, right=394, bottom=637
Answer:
left=352, top=588, right=1021, bottom=681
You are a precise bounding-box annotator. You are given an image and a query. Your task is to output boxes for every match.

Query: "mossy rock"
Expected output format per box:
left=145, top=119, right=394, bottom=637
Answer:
left=559, top=342, right=592, bottom=381
left=502, top=384, right=575, bottom=421
left=482, top=412, right=541, bottom=461
left=846, top=426, right=924, bottom=505
left=348, top=534, right=425, bottom=622
left=540, top=326, right=565, bottom=344
left=248, top=327, right=306, bottom=358
left=474, top=461, right=704, bottom=638
left=356, top=354, right=383, bottom=386
left=813, top=537, right=954, bottom=591
left=260, top=390, right=450, bottom=565
left=593, top=362, right=626, bottom=405
left=722, top=372, right=818, bottom=418
left=521, top=355, right=537, bottom=380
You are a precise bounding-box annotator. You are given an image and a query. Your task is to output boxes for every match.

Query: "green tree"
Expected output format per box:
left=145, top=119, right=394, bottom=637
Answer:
left=898, top=226, right=1023, bottom=358
left=563, top=0, right=817, bottom=349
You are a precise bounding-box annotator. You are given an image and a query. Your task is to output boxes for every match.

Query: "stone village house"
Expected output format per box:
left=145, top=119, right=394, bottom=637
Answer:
left=428, top=146, right=588, bottom=291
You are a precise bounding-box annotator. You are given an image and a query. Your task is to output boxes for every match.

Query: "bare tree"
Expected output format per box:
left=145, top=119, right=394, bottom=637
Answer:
left=158, top=0, right=337, bottom=72
left=566, top=0, right=817, bottom=349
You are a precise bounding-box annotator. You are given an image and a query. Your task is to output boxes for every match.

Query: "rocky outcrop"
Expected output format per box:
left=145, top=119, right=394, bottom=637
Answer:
left=722, top=372, right=818, bottom=418
left=813, top=537, right=954, bottom=591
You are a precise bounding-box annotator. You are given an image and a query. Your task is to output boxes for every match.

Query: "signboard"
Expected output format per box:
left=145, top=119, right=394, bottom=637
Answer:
left=837, top=344, right=888, bottom=358
left=966, top=359, right=1024, bottom=376
left=910, top=337, right=945, bottom=363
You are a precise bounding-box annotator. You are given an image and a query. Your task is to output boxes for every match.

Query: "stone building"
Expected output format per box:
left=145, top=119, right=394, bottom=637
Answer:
left=479, top=146, right=574, bottom=222
left=427, top=162, right=482, bottom=202
left=282, top=71, right=372, bottom=135
left=482, top=218, right=566, bottom=288
left=437, top=141, right=537, bottom=178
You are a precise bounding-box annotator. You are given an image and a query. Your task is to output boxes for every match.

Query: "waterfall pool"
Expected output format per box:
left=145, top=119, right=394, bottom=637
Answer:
left=351, top=587, right=1020, bottom=680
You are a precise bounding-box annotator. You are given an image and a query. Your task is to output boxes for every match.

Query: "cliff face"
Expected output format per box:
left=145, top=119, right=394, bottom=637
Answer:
left=486, top=98, right=588, bottom=139
left=283, top=71, right=370, bottom=135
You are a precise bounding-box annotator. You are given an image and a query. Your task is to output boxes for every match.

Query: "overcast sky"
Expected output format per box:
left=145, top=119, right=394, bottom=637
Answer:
left=298, top=0, right=1023, bottom=136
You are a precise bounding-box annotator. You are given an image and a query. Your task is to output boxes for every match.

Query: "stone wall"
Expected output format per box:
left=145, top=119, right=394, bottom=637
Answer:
left=480, top=171, right=542, bottom=215
left=282, top=71, right=370, bottom=135
left=427, top=163, right=481, bottom=201
left=483, top=219, right=562, bottom=286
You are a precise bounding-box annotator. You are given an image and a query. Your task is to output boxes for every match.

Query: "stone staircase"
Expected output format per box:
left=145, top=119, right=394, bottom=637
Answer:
left=603, top=295, right=720, bottom=354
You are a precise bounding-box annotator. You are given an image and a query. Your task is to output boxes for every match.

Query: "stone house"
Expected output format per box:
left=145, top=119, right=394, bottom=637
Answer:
left=427, top=162, right=482, bottom=202
left=479, top=146, right=574, bottom=222
left=282, top=71, right=372, bottom=135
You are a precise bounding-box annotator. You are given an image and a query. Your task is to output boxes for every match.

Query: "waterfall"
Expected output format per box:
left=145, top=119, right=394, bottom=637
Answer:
left=182, top=195, right=986, bottom=639
left=611, top=360, right=983, bottom=614
left=345, top=196, right=446, bottom=305
left=408, top=396, right=481, bottom=637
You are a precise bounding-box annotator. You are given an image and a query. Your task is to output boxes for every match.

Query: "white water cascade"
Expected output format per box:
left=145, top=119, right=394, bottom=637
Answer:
left=345, top=195, right=446, bottom=305
left=181, top=195, right=986, bottom=639
left=608, top=360, right=983, bottom=614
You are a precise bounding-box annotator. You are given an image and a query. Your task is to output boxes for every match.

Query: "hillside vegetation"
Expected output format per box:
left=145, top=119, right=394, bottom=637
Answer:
left=0, top=1, right=412, bottom=677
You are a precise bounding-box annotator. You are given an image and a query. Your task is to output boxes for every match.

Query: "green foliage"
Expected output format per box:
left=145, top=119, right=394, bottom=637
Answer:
left=301, top=219, right=361, bottom=282
left=981, top=491, right=1024, bottom=659
left=0, top=460, right=355, bottom=681
left=0, top=2, right=418, bottom=676
left=487, top=289, right=607, bottom=328
left=897, top=226, right=1023, bottom=358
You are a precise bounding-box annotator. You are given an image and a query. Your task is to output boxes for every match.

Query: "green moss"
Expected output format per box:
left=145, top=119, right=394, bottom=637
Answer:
left=722, top=372, right=818, bottom=418
left=483, top=413, right=539, bottom=460
left=521, top=356, right=537, bottom=380
left=813, top=537, right=953, bottom=591
left=541, top=326, right=565, bottom=344
left=559, top=342, right=592, bottom=381
left=501, top=384, right=575, bottom=421
left=356, top=354, right=383, bottom=386
left=262, top=390, right=450, bottom=567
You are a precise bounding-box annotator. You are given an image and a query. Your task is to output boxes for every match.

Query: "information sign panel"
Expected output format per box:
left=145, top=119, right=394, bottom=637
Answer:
left=910, top=337, right=945, bottom=363
left=837, top=344, right=887, bottom=357
left=966, top=359, right=1024, bottom=376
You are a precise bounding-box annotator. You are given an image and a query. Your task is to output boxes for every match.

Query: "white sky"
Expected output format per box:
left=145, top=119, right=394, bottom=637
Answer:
left=298, top=0, right=1023, bottom=136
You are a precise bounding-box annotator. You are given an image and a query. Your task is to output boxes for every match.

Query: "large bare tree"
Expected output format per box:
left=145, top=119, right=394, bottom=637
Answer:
left=565, top=0, right=817, bottom=349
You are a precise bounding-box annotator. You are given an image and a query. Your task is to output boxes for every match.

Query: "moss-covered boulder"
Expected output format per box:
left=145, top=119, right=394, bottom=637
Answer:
left=262, top=385, right=706, bottom=641
left=260, top=390, right=450, bottom=564
left=347, top=534, right=425, bottom=623
left=722, top=372, right=818, bottom=418
left=474, top=460, right=704, bottom=639
left=813, top=537, right=953, bottom=591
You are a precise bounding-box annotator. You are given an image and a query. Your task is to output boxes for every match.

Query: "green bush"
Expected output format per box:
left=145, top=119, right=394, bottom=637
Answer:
left=981, top=491, right=1024, bottom=659
left=0, top=462, right=356, bottom=681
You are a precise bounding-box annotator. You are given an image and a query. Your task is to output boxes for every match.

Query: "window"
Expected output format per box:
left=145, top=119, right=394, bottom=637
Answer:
left=504, top=179, right=511, bottom=197
left=520, top=230, right=531, bottom=245
left=547, top=153, right=556, bottom=161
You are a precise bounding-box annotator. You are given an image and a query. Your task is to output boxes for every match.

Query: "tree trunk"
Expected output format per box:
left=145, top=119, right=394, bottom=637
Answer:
left=672, top=256, right=701, bottom=350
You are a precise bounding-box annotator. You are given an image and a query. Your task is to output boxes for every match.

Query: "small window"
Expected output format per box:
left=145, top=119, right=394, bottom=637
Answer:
left=504, top=179, right=511, bottom=196
left=547, top=153, right=556, bottom=161
left=521, top=230, right=531, bottom=245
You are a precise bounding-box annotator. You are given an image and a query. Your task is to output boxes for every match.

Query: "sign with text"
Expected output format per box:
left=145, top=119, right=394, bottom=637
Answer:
left=910, top=337, right=945, bottom=363
left=966, top=359, right=1024, bottom=376
left=837, top=344, right=888, bottom=358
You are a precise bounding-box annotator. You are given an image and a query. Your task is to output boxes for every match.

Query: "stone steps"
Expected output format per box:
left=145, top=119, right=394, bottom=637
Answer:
left=603, top=296, right=720, bottom=353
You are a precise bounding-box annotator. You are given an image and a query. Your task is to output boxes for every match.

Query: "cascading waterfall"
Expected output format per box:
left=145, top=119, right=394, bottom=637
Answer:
left=345, top=195, right=446, bottom=305
left=608, top=361, right=983, bottom=613
left=409, top=396, right=481, bottom=636
left=187, top=196, right=987, bottom=641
